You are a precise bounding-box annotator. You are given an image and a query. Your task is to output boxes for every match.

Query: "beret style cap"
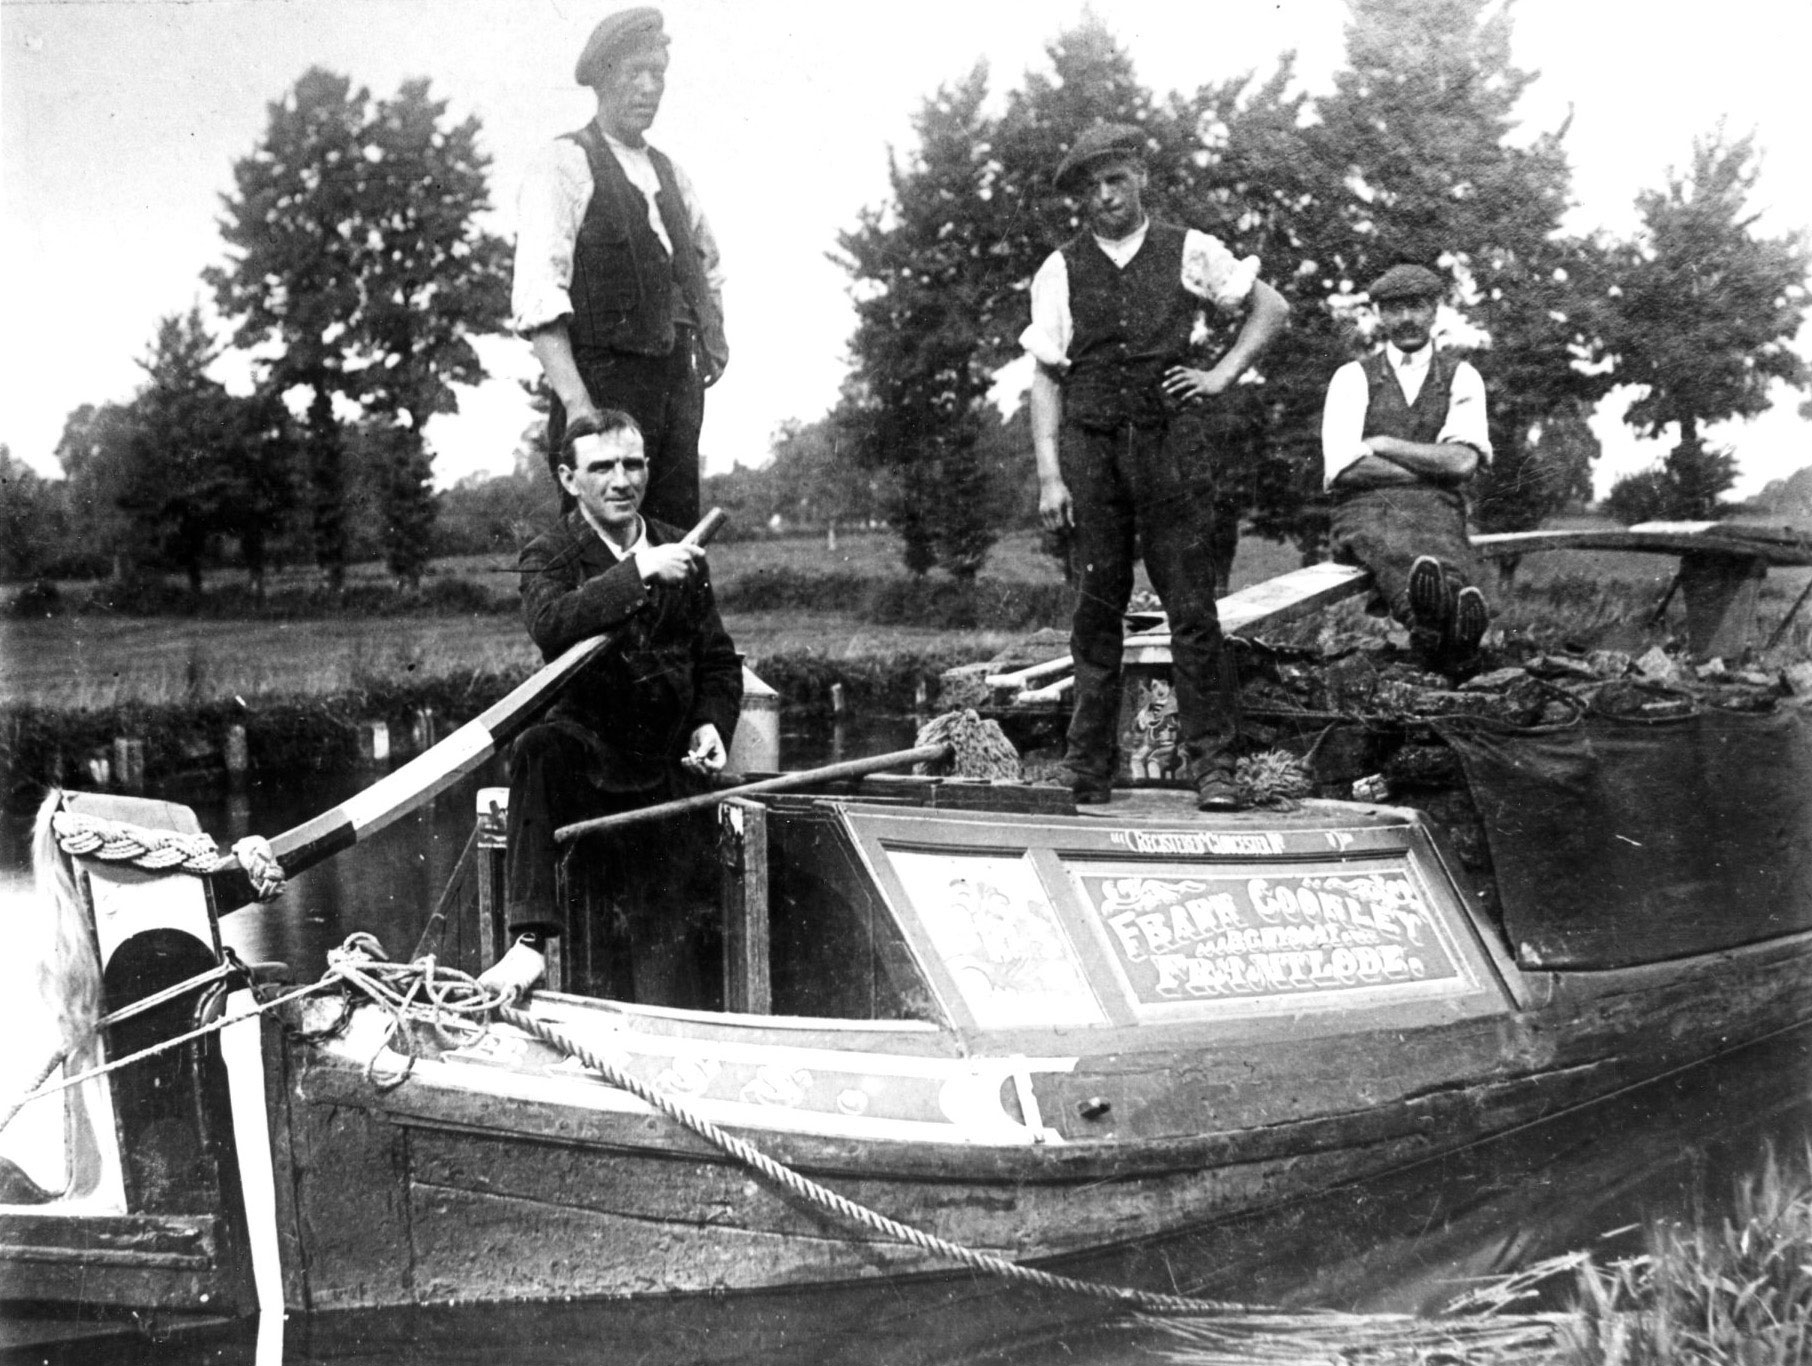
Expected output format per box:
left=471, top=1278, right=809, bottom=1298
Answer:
left=575, top=7, right=668, bottom=87
left=1367, top=264, right=1447, bottom=301
left=1054, top=122, right=1147, bottom=192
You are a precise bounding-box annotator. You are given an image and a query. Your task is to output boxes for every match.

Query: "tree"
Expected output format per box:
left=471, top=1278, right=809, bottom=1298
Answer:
left=0, top=446, right=61, bottom=580
left=115, top=311, right=248, bottom=593
left=209, top=68, right=511, bottom=590
left=1291, top=0, right=1617, bottom=538
left=344, top=79, right=512, bottom=587
left=54, top=401, right=138, bottom=577
left=837, top=66, right=1015, bottom=582
left=1606, top=129, right=1810, bottom=519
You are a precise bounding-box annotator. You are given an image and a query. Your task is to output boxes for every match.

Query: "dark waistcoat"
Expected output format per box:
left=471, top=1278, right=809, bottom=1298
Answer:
left=1359, top=349, right=1457, bottom=446
left=1061, top=221, right=1199, bottom=429
left=563, top=124, right=723, bottom=363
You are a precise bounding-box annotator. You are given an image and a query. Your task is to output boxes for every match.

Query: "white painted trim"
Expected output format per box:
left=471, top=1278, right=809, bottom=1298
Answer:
left=221, top=990, right=285, bottom=1330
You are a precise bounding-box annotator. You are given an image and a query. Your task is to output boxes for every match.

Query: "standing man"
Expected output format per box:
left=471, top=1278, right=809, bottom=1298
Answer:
left=1320, top=264, right=1492, bottom=671
left=1022, top=123, right=1290, bottom=811
left=513, top=6, right=727, bottom=529
left=481, top=411, right=742, bottom=1006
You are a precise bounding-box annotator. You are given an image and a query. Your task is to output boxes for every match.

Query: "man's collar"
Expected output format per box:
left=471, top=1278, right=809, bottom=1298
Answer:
left=1385, top=341, right=1433, bottom=369
left=577, top=506, right=646, bottom=560
left=599, top=124, right=650, bottom=156
left=1092, top=215, right=1150, bottom=253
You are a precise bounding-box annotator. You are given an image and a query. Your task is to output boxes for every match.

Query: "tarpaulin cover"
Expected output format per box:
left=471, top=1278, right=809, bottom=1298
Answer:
left=1441, top=707, right=1812, bottom=968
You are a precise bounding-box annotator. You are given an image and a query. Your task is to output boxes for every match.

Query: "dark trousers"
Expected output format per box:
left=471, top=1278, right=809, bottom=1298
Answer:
left=550, top=335, right=705, bottom=530
left=505, top=720, right=718, bottom=1008
left=1060, top=417, right=1240, bottom=787
left=1328, top=484, right=1484, bottom=624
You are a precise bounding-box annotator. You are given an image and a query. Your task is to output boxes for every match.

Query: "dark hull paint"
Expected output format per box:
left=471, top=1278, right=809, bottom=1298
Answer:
left=268, top=928, right=1812, bottom=1311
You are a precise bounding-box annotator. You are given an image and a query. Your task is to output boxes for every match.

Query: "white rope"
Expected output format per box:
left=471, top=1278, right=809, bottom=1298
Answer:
left=50, top=812, right=286, bottom=901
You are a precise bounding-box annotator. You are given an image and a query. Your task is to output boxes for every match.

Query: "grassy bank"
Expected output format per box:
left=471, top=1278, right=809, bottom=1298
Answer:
left=5, top=522, right=1809, bottom=808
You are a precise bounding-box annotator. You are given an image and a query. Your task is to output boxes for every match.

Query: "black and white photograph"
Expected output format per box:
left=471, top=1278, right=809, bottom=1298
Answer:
left=2, top=1, right=1809, bottom=1361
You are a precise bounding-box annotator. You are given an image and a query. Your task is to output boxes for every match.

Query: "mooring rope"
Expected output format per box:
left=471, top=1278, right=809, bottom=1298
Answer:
left=1, top=936, right=1564, bottom=1348
left=489, top=998, right=1277, bottom=1316
left=50, top=810, right=287, bottom=900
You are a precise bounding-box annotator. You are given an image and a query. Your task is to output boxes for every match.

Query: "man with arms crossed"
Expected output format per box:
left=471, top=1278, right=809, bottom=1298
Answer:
left=1022, top=123, right=1289, bottom=811
left=513, top=6, right=727, bottom=528
left=1320, top=263, right=1492, bottom=672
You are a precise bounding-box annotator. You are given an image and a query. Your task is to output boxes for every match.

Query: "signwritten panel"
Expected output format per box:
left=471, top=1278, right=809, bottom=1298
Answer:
left=1065, top=855, right=1477, bottom=1018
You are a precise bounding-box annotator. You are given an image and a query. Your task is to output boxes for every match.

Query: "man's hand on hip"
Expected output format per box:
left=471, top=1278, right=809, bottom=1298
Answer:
left=682, top=723, right=726, bottom=777
left=1162, top=365, right=1232, bottom=404
left=635, top=543, right=705, bottom=585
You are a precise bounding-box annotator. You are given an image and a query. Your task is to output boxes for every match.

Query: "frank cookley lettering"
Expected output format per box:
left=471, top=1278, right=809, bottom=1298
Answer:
left=1075, top=869, right=1463, bottom=1004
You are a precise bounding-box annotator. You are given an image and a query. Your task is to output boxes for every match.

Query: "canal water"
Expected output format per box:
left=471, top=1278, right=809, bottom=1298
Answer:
left=1, top=716, right=1808, bottom=1363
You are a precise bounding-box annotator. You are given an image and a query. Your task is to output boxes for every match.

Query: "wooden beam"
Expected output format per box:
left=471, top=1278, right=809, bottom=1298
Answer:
left=720, top=799, right=771, bottom=1015
left=1000, top=563, right=1373, bottom=705
left=1473, top=524, right=1812, bottom=567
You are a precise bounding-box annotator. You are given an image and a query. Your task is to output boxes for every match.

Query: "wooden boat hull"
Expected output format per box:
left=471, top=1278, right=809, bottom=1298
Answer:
left=264, top=925, right=1812, bottom=1309
left=9, top=787, right=1812, bottom=1322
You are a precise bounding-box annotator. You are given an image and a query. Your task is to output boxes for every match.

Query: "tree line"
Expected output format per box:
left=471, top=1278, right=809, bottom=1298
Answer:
left=4, top=0, right=1806, bottom=595
left=6, top=69, right=511, bottom=596
left=834, top=0, right=1810, bottom=582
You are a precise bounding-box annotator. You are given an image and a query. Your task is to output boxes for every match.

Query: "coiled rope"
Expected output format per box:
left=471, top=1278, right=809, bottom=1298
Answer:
left=50, top=810, right=287, bottom=900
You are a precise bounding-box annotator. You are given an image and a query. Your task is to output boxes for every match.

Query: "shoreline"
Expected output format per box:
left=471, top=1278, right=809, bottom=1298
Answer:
left=0, top=644, right=985, bottom=813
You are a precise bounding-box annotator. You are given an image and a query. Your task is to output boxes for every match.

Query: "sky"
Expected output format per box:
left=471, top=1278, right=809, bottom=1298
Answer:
left=3, top=0, right=1809, bottom=501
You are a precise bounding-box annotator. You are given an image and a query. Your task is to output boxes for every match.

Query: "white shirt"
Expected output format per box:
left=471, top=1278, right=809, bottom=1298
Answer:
left=581, top=510, right=648, bottom=561
left=1319, top=343, right=1492, bottom=489
left=1018, top=220, right=1260, bottom=369
left=512, top=131, right=725, bottom=337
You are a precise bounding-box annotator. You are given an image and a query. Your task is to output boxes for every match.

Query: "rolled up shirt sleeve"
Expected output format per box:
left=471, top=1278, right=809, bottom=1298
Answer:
left=1181, top=229, right=1259, bottom=311
left=511, top=140, right=594, bottom=337
left=1320, top=361, right=1374, bottom=489
left=1438, top=361, right=1493, bottom=463
left=1018, top=251, right=1072, bottom=370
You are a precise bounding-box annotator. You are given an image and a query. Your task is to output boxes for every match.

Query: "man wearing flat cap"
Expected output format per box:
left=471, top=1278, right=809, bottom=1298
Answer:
left=1320, top=263, right=1492, bottom=671
left=512, top=6, right=727, bottom=529
left=1022, top=122, right=1291, bottom=812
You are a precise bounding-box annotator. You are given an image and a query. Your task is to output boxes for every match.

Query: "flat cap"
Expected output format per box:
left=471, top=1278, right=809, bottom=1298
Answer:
left=1054, top=122, right=1147, bottom=193
left=575, top=7, right=668, bottom=87
left=1367, top=264, right=1447, bottom=302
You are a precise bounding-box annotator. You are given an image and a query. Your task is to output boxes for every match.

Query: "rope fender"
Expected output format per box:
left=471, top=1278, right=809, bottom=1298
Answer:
left=51, top=810, right=286, bottom=900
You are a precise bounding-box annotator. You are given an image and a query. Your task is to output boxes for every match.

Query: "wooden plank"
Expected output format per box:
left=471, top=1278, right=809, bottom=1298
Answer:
left=1007, top=564, right=1372, bottom=704
left=1219, top=561, right=1373, bottom=636
left=1473, top=524, right=1812, bottom=567
left=720, top=798, right=772, bottom=1014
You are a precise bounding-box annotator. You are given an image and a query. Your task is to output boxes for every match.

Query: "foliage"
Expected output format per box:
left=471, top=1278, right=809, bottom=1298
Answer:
left=434, top=465, right=555, bottom=558
left=0, top=446, right=63, bottom=580
left=1295, top=0, right=1617, bottom=538
left=108, top=310, right=299, bottom=595
left=841, top=1, right=1622, bottom=574
left=1603, top=441, right=1742, bottom=524
left=1555, top=1145, right=1812, bottom=1365
left=1606, top=128, right=1810, bottom=517
left=837, top=66, right=1018, bottom=581
left=208, top=68, right=511, bottom=590
left=53, top=401, right=139, bottom=577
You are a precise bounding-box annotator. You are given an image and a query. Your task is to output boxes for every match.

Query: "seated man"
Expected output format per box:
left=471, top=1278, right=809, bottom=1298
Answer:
left=1320, top=263, right=1493, bottom=671
left=482, top=409, right=742, bottom=1005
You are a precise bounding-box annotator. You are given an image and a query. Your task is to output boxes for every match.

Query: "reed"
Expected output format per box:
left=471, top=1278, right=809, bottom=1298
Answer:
left=1152, top=1146, right=1812, bottom=1365
left=1549, top=1143, right=1812, bottom=1365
